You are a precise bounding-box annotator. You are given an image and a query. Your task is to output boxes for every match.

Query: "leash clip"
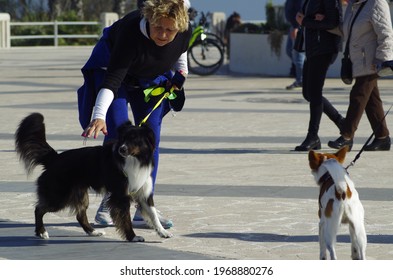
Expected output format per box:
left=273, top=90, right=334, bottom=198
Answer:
left=345, top=161, right=354, bottom=172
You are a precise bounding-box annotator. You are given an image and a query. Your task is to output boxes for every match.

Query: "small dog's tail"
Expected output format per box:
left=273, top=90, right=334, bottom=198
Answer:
left=15, top=113, right=57, bottom=174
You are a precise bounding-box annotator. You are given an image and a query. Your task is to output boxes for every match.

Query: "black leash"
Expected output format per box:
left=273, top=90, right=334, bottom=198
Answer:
left=346, top=104, right=393, bottom=170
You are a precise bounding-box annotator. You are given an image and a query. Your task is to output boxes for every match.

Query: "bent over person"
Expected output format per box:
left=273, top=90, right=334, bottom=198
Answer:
left=77, top=0, right=192, bottom=228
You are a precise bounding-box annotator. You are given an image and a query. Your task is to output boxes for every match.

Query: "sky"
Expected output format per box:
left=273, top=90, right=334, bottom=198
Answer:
left=190, top=0, right=286, bottom=21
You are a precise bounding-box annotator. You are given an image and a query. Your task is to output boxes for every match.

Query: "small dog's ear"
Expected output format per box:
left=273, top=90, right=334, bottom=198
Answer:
left=335, top=146, right=348, bottom=163
left=308, top=150, right=323, bottom=170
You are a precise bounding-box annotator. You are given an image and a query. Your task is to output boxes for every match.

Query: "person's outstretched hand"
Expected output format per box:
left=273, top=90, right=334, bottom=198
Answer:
left=81, top=118, right=108, bottom=139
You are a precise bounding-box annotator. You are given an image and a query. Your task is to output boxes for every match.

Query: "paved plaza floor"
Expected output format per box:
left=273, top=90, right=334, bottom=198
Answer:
left=1, top=47, right=393, bottom=260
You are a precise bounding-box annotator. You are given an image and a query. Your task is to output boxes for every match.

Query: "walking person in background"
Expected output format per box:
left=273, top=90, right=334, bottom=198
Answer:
left=224, top=12, right=241, bottom=59
left=294, top=0, right=344, bottom=151
left=328, top=0, right=393, bottom=151
left=78, top=0, right=192, bottom=228
left=285, top=0, right=305, bottom=90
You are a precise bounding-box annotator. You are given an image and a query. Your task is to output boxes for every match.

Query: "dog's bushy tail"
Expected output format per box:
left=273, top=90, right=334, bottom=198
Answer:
left=15, top=112, right=57, bottom=174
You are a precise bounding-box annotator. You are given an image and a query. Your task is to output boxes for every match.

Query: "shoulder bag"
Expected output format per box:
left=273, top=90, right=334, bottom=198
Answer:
left=293, top=0, right=310, bottom=53
left=341, top=1, right=366, bottom=85
left=293, top=27, right=304, bottom=52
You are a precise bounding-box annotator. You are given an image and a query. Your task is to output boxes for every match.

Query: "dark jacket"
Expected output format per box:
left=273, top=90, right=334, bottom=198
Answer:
left=77, top=10, right=191, bottom=129
left=103, top=10, right=191, bottom=95
left=285, top=0, right=302, bottom=28
left=301, top=0, right=341, bottom=58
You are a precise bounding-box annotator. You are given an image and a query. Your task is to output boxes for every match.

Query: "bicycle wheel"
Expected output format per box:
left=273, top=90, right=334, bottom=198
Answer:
left=188, top=38, right=224, bottom=76
left=205, top=32, right=225, bottom=49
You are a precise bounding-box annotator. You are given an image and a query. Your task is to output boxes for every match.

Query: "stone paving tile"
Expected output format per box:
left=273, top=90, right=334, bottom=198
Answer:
left=1, top=47, right=393, bottom=260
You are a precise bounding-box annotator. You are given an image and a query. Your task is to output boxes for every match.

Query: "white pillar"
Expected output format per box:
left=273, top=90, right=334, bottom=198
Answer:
left=211, top=12, right=226, bottom=39
left=100, top=13, right=119, bottom=28
left=0, top=13, right=11, bottom=49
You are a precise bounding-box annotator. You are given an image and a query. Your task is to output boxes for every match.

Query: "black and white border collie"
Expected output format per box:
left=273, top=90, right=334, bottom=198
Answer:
left=15, top=112, right=172, bottom=242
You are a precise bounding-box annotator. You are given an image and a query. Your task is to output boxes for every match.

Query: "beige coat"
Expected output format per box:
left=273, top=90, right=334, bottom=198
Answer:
left=344, top=0, right=393, bottom=77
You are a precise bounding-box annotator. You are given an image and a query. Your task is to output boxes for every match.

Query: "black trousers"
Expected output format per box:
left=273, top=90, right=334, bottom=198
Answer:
left=302, top=53, right=341, bottom=136
left=341, top=74, right=390, bottom=139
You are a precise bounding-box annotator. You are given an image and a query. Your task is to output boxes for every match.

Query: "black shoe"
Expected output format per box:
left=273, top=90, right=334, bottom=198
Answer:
left=328, top=136, right=353, bottom=151
left=286, top=81, right=302, bottom=90
left=364, top=137, right=391, bottom=151
left=295, top=135, right=321, bottom=151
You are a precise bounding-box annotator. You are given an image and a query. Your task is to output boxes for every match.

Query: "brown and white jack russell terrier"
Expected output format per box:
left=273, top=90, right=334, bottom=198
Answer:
left=308, top=146, right=367, bottom=260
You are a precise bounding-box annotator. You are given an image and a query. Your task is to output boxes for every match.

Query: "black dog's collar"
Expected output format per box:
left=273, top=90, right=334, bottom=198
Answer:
left=318, top=172, right=333, bottom=187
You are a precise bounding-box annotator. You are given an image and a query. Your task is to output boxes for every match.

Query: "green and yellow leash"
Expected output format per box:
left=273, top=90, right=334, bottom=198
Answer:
left=139, top=85, right=178, bottom=126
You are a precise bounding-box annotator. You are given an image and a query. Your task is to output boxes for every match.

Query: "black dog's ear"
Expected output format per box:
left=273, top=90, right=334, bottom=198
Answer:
left=140, top=123, right=156, bottom=150
left=117, top=120, right=134, bottom=136
left=146, top=127, right=155, bottom=150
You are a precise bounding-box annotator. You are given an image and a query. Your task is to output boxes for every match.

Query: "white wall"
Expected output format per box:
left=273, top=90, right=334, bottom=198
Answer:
left=229, top=33, right=341, bottom=77
left=229, top=2, right=393, bottom=78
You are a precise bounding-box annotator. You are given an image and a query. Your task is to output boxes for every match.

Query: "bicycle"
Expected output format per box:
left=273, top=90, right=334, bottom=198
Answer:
left=187, top=11, right=225, bottom=76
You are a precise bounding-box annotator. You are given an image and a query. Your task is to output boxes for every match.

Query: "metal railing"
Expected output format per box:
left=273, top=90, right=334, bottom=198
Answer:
left=10, top=21, right=100, bottom=47
left=0, top=12, right=119, bottom=48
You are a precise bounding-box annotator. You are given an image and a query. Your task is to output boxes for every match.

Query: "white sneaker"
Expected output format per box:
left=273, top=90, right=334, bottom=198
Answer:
left=132, top=207, right=173, bottom=229
left=94, top=195, right=113, bottom=226
left=95, top=196, right=173, bottom=229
